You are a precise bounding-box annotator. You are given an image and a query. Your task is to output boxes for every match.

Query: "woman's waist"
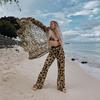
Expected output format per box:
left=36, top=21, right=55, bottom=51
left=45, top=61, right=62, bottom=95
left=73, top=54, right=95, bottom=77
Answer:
left=51, top=45, right=62, bottom=48
left=49, top=42, right=61, bottom=47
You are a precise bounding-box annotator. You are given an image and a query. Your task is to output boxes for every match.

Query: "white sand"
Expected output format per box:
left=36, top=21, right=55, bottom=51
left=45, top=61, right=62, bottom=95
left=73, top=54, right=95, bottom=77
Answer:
left=0, top=47, right=100, bottom=100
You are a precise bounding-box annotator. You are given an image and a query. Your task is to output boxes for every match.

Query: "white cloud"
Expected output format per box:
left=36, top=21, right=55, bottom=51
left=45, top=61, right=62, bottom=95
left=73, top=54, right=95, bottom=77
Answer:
left=48, top=12, right=72, bottom=25
left=81, top=25, right=100, bottom=38
left=68, top=0, right=100, bottom=17
left=32, top=11, right=72, bottom=29
left=84, top=1, right=99, bottom=10
left=93, top=25, right=100, bottom=36
left=62, top=24, right=100, bottom=40
left=71, top=8, right=100, bottom=16
left=62, top=27, right=100, bottom=42
left=62, top=29, right=80, bottom=35
left=95, top=16, right=100, bottom=19
left=92, top=8, right=100, bottom=14
left=0, top=7, right=3, bottom=16
left=71, top=10, right=91, bottom=16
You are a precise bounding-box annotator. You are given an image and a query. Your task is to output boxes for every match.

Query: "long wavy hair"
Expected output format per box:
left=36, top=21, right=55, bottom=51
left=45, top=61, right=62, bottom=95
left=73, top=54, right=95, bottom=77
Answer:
left=50, top=20, right=63, bottom=41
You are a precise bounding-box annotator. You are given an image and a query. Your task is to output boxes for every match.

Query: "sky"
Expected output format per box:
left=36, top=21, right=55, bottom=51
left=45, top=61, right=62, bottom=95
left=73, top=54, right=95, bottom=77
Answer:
left=0, top=0, right=100, bottom=42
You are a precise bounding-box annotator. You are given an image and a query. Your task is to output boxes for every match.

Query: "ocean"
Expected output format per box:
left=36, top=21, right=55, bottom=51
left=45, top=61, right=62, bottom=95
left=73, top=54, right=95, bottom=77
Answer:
left=63, top=37, right=100, bottom=80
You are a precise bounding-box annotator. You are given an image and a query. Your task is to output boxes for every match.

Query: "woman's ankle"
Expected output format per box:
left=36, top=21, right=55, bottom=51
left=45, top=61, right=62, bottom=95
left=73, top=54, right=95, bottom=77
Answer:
left=57, top=86, right=66, bottom=93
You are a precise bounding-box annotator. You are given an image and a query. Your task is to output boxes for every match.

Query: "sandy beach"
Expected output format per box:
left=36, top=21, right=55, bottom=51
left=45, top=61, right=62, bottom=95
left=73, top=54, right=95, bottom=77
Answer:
left=0, top=47, right=100, bottom=100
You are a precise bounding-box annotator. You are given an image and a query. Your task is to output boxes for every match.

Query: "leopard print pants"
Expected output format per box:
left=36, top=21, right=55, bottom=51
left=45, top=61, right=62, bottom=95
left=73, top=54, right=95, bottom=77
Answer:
left=34, top=45, right=65, bottom=91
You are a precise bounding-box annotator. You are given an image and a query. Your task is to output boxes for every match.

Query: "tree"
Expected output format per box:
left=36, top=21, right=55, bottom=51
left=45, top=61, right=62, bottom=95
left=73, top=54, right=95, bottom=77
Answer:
left=0, top=16, right=20, bottom=38
left=0, top=20, right=16, bottom=37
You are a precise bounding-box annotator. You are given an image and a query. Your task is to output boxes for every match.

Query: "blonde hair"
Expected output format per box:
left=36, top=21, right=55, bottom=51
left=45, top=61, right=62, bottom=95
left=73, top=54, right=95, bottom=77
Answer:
left=50, top=20, right=63, bottom=41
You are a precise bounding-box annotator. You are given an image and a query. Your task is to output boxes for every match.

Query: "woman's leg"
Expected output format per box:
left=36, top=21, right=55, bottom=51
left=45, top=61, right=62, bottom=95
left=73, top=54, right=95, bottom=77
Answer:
left=33, top=49, right=55, bottom=89
left=56, top=47, right=66, bottom=91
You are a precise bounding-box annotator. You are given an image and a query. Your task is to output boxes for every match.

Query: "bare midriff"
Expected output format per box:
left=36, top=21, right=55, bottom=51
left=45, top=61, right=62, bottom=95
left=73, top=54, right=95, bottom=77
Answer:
left=48, top=39, right=61, bottom=47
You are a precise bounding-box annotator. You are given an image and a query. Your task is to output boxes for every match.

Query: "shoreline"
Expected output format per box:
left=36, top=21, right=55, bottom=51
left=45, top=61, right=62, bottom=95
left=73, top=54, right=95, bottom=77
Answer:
left=66, top=54, right=100, bottom=80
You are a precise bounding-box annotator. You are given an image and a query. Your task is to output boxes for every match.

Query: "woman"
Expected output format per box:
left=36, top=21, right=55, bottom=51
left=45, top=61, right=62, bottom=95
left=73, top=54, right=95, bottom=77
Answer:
left=32, top=20, right=66, bottom=93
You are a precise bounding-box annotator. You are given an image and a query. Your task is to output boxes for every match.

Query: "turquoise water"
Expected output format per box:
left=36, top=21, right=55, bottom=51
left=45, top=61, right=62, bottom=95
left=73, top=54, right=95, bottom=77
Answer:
left=63, top=38, right=100, bottom=79
left=64, top=40, right=100, bottom=68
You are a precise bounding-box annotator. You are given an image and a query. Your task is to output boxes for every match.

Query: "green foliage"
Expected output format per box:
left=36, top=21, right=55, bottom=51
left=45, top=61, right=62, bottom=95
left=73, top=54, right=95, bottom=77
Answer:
left=0, top=16, right=20, bottom=38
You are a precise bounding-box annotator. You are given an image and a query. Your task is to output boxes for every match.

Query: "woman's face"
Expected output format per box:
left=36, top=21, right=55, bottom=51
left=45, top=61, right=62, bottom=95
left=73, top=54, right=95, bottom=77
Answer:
left=50, top=21, right=56, bottom=30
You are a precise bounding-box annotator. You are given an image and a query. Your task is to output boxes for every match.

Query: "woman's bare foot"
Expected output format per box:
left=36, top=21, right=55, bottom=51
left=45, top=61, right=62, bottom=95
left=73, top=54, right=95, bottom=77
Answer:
left=62, top=88, right=66, bottom=93
left=57, top=87, right=66, bottom=93
left=32, top=84, right=42, bottom=91
left=32, top=84, right=38, bottom=91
